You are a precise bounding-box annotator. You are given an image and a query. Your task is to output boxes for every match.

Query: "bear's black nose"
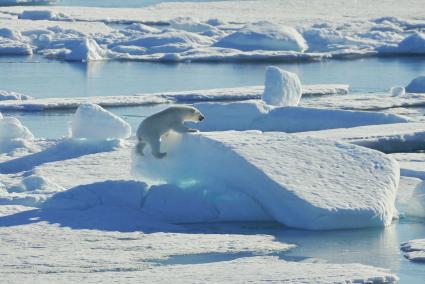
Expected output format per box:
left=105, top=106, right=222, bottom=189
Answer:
left=199, top=115, right=205, bottom=121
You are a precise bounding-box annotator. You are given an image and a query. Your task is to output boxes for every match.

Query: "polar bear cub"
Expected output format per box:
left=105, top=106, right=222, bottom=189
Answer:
left=136, top=105, right=205, bottom=158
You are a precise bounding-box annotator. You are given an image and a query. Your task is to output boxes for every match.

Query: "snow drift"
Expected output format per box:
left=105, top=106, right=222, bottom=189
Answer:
left=0, top=116, right=34, bottom=153
left=132, top=131, right=399, bottom=230
left=70, top=104, right=131, bottom=140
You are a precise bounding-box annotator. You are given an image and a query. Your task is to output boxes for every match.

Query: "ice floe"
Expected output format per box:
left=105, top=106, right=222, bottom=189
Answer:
left=0, top=84, right=349, bottom=111
left=70, top=104, right=131, bottom=140
left=133, top=131, right=399, bottom=230
left=193, top=100, right=409, bottom=132
left=401, top=238, right=425, bottom=263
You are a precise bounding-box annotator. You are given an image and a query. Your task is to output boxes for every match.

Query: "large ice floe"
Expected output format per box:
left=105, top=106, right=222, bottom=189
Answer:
left=132, top=131, right=399, bottom=230
left=401, top=238, right=425, bottom=263
left=1, top=2, right=425, bottom=62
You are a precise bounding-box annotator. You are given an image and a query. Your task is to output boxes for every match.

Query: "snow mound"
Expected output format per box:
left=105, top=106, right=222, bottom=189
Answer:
left=214, top=21, right=308, bottom=52
left=193, top=100, right=409, bottom=132
left=401, top=238, right=425, bottom=263
left=406, top=75, right=425, bottom=93
left=0, top=116, right=34, bottom=153
left=0, top=90, right=32, bottom=101
left=390, top=86, right=405, bottom=96
left=43, top=180, right=148, bottom=210
left=262, top=66, right=302, bottom=106
left=132, top=131, right=399, bottom=230
left=70, top=104, right=131, bottom=140
left=170, top=17, right=217, bottom=33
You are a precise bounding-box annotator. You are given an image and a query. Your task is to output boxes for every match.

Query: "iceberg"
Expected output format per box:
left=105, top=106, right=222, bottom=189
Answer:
left=133, top=131, right=399, bottom=230
left=406, top=75, right=425, bottom=93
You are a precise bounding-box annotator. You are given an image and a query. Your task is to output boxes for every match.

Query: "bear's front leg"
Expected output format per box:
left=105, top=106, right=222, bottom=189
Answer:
left=173, top=124, right=199, bottom=133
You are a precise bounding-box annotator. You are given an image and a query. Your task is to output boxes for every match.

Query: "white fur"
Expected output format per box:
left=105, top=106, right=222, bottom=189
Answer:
left=136, top=105, right=204, bottom=158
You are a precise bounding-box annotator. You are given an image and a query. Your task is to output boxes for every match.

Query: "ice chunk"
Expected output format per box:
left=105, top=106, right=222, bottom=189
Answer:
left=262, top=66, right=302, bottom=106
left=401, top=238, right=425, bottom=263
left=0, top=90, right=32, bottom=101
left=123, top=23, right=160, bottom=34
left=390, top=86, right=405, bottom=96
left=70, top=104, right=131, bottom=140
left=0, top=39, right=32, bottom=56
left=64, top=38, right=107, bottom=62
left=133, top=131, right=399, bottom=230
left=193, top=100, right=409, bottom=132
left=214, top=21, right=308, bottom=52
left=405, top=181, right=425, bottom=218
left=19, top=10, right=57, bottom=21
left=396, top=32, right=425, bottom=54
left=406, top=75, right=425, bottom=93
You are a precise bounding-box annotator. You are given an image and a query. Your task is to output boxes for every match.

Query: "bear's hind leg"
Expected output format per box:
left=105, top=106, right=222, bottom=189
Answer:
left=136, top=140, right=146, bottom=156
left=151, top=138, right=167, bottom=159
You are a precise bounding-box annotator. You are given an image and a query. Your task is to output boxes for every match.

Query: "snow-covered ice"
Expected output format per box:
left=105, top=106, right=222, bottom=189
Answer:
left=133, top=131, right=399, bottom=230
left=401, top=238, right=425, bottom=263
left=70, top=104, right=131, bottom=140
left=262, top=66, right=302, bottom=106
left=297, top=122, right=425, bottom=153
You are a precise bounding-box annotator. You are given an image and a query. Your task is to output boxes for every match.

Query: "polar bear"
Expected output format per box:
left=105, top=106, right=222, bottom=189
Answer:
left=136, top=105, right=204, bottom=158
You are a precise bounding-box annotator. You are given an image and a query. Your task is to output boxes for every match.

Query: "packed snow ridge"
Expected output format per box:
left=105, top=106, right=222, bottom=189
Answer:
left=2, top=5, right=425, bottom=62
left=132, top=131, right=400, bottom=230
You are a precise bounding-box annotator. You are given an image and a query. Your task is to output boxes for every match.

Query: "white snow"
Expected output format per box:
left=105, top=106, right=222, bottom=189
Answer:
left=193, top=100, right=409, bottom=132
left=262, top=66, right=302, bottom=106
left=0, top=84, right=349, bottom=111
left=70, top=104, right=131, bottom=140
left=406, top=75, right=425, bottom=93
left=132, top=131, right=399, bottom=230
left=214, top=21, right=308, bottom=52
left=401, top=238, right=425, bottom=263
left=390, top=86, right=405, bottom=97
